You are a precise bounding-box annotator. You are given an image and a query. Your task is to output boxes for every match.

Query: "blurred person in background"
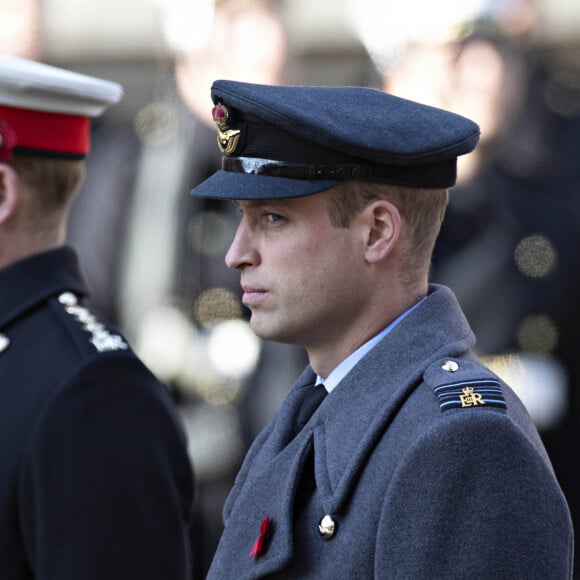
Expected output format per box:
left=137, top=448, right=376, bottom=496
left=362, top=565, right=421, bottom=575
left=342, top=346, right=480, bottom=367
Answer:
left=190, top=79, right=573, bottom=578
left=171, top=0, right=304, bottom=439
left=350, top=0, right=580, bottom=569
left=0, top=0, right=40, bottom=59
left=118, top=0, right=306, bottom=574
left=0, top=55, right=194, bottom=579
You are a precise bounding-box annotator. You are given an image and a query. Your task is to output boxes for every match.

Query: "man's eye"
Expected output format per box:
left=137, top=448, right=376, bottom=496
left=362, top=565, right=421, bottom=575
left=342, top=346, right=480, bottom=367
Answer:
left=266, top=213, right=285, bottom=223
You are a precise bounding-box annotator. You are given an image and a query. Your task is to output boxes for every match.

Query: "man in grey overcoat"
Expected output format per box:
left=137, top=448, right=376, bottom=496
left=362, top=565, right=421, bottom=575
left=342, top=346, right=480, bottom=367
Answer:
left=190, top=79, right=574, bottom=579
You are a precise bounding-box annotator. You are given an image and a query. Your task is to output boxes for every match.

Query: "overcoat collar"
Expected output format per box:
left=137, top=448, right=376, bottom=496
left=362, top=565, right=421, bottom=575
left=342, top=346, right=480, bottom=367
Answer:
left=215, top=285, right=475, bottom=578
left=312, top=284, right=475, bottom=515
left=0, top=246, right=87, bottom=328
left=258, top=285, right=476, bottom=512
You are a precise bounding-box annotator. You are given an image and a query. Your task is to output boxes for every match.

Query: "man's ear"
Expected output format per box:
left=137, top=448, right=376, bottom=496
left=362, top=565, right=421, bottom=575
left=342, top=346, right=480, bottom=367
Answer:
left=0, top=163, right=19, bottom=224
left=363, top=199, right=401, bottom=263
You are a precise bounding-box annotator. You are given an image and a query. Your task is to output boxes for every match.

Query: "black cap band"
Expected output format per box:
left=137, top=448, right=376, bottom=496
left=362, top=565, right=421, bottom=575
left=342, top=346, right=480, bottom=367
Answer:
left=222, top=156, right=456, bottom=188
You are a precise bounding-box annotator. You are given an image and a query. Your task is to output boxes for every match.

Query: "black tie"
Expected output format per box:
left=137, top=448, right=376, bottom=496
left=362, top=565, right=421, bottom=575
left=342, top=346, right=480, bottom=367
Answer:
left=291, top=384, right=327, bottom=439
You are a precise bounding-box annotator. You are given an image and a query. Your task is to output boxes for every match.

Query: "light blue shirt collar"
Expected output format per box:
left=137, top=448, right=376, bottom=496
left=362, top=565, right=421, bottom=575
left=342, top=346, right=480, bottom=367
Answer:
left=316, top=298, right=425, bottom=393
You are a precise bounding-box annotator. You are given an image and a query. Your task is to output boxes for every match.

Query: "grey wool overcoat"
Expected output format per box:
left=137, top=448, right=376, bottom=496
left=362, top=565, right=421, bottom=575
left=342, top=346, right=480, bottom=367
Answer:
left=207, top=284, right=574, bottom=579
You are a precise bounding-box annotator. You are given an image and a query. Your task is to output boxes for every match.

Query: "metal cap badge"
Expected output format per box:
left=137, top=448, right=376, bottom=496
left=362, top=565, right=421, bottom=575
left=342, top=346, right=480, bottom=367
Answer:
left=212, top=102, right=240, bottom=156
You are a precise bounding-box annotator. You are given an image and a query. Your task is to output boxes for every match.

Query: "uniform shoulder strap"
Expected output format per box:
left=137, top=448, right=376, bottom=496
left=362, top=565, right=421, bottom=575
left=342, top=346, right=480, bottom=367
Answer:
left=424, top=357, right=507, bottom=413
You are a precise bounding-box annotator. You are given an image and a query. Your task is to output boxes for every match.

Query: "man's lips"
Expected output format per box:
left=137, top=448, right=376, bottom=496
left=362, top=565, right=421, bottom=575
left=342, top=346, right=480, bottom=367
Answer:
left=241, top=285, right=268, bottom=306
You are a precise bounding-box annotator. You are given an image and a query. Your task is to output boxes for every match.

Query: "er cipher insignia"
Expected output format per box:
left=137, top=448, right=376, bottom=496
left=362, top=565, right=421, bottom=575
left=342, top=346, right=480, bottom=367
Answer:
left=434, top=379, right=506, bottom=411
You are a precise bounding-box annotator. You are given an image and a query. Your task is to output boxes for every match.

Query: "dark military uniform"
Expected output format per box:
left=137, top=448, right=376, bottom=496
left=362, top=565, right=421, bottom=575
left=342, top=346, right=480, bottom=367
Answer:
left=207, top=285, right=573, bottom=579
left=0, top=247, right=194, bottom=579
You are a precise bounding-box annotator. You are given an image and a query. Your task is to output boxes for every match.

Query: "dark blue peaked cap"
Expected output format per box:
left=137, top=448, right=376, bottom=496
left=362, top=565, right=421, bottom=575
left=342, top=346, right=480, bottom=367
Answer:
left=190, top=80, right=480, bottom=200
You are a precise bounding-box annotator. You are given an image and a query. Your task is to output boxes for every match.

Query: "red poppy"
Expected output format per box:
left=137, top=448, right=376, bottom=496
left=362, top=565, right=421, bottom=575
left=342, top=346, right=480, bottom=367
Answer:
left=249, top=516, right=271, bottom=557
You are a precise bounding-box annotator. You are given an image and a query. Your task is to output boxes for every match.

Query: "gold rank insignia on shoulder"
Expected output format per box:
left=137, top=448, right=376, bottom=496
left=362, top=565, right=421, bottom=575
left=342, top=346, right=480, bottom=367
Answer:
left=212, top=102, right=240, bottom=156
left=58, top=292, right=128, bottom=352
left=433, top=379, right=506, bottom=412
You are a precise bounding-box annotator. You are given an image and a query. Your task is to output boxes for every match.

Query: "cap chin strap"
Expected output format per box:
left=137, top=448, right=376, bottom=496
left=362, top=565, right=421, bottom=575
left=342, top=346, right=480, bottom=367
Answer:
left=222, top=156, right=457, bottom=188
left=223, top=156, right=372, bottom=180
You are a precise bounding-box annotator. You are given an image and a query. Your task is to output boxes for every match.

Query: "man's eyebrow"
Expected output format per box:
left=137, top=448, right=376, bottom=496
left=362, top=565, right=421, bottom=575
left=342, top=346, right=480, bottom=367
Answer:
left=231, top=199, right=290, bottom=210
left=232, top=200, right=260, bottom=208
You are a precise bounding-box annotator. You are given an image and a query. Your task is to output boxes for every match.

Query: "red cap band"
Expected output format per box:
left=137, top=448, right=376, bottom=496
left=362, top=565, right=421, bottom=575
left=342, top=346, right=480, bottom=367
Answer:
left=0, top=104, right=90, bottom=158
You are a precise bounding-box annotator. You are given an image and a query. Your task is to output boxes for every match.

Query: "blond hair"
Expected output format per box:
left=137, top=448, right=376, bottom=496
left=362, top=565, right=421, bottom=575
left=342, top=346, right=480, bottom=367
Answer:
left=327, top=180, right=449, bottom=287
left=8, top=154, right=85, bottom=220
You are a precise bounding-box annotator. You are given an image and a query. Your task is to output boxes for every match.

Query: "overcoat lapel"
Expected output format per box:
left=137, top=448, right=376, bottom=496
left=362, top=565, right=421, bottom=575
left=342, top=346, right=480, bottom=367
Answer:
left=214, top=368, right=321, bottom=577
left=222, top=365, right=317, bottom=521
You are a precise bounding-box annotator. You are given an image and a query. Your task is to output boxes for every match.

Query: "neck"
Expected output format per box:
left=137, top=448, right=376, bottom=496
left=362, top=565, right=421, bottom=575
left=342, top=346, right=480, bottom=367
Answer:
left=0, top=228, right=66, bottom=271
left=307, top=283, right=427, bottom=377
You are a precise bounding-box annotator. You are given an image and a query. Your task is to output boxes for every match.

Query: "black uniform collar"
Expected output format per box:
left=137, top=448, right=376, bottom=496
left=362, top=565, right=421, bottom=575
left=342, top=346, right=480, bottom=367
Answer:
left=0, top=246, right=88, bottom=328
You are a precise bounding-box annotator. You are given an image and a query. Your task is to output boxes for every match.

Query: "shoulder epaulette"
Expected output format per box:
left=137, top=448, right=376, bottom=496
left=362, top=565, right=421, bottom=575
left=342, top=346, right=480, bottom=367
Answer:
left=424, top=358, right=507, bottom=412
left=57, top=292, right=128, bottom=353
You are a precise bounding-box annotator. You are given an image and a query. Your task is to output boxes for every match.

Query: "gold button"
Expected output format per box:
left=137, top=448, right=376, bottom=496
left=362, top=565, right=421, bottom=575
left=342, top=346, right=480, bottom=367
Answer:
left=318, top=514, right=336, bottom=540
left=0, top=333, right=10, bottom=353
left=442, top=360, right=459, bottom=372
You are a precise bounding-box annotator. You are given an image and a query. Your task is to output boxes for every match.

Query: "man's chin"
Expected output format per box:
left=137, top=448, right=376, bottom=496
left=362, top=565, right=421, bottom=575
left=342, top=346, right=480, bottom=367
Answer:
left=249, top=320, right=302, bottom=347
left=250, top=315, right=285, bottom=342
left=249, top=320, right=276, bottom=342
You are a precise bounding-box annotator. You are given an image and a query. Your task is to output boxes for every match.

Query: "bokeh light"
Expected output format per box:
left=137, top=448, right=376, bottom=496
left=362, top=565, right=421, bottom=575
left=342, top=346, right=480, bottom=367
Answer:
left=135, top=304, right=197, bottom=382
left=514, top=234, right=558, bottom=278
left=194, top=287, right=242, bottom=326
left=483, top=353, right=568, bottom=430
left=207, top=319, right=261, bottom=378
left=134, top=101, right=180, bottom=146
left=517, top=313, right=559, bottom=354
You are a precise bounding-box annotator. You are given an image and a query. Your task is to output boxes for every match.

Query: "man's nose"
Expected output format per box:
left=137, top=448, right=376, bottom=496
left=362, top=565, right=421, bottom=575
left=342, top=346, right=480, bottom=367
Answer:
left=225, top=222, right=259, bottom=270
